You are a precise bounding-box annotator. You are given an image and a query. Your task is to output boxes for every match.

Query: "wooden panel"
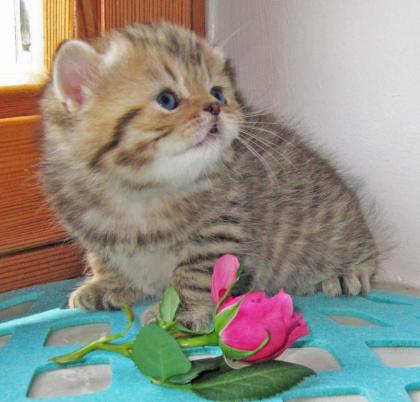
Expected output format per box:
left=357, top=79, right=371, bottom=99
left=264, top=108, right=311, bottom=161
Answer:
left=100, top=0, right=192, bottom=33
left=0, top=242, right=84, bottom=292
left=76, top=0, right=101, bottom=40
left=0, top=116, right=68, bottom=254
left=43, top=0, right=76, bottom=71
left=191, top=0, right=206, bottom=36
left=0, top=85, right=43, bottom=119
left=75, top=0, right=205, bottom=39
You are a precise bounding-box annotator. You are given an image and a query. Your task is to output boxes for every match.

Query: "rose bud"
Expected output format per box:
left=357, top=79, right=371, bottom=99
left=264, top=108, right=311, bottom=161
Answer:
left=217, top=290, right=309, bottom=362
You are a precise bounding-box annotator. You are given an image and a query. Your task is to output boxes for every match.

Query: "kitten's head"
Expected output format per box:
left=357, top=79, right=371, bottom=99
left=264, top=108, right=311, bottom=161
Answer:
left=43, top=22, right=241, bottom=190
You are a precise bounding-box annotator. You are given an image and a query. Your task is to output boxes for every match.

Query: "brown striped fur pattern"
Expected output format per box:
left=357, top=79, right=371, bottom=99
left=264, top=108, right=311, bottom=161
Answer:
left=41, top=23, right=378, bottom=330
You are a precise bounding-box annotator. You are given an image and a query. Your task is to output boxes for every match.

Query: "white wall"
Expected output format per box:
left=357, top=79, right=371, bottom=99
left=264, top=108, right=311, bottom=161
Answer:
left=208, top=0, right=420, bottom=288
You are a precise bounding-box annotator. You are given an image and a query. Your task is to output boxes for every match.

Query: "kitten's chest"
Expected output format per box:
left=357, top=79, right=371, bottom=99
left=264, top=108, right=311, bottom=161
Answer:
left=109, top=247, right=179, bottom=297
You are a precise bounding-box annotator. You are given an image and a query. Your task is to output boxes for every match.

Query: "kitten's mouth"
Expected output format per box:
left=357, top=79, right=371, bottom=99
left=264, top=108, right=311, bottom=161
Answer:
left=209, top=123, right=219, bottom=134
left=193, top=123, right=220, bottom=148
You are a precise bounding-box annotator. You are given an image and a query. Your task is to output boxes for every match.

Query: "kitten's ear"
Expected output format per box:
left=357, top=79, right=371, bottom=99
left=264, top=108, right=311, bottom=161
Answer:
left=53, top=40, right=101, bottom=111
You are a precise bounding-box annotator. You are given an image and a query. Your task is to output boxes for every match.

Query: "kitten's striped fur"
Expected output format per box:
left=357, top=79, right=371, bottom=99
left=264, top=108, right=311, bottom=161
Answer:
left=41, top=22, right=378, bottom=330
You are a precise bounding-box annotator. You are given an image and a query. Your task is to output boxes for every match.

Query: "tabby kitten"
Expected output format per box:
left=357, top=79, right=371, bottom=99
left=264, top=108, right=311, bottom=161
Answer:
left=41, top=22, right=378, bottom=330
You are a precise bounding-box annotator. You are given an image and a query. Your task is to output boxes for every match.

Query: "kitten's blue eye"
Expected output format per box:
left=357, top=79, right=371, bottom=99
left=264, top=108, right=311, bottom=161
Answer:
left=210, top=87, right=227, bottom=104
left=156, top=90, right=179, bottom=110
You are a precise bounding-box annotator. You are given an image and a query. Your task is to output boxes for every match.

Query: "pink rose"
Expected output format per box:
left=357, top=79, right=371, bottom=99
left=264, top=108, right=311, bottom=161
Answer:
left=211, top=255, right=309, bottom=363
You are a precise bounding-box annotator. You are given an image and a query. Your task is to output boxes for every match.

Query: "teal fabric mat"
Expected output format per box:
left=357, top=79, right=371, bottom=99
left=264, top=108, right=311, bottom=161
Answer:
left=0, top=279, right=419, bottom=401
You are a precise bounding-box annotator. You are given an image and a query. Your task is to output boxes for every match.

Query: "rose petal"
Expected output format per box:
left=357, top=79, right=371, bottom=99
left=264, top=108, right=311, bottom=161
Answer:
left=274, top=289, right=294, bottom=317
left=211, top=254, right=240, bottom=304
left=282, top=313, right=310, bottom=350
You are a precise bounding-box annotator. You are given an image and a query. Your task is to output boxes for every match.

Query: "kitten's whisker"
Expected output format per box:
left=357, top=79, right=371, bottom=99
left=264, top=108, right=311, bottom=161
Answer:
left=239, top=124, right=292, bottom=143
left=240, top=134, right=279, bottom=165
left=239, top=125, right=299, bottom=159
left=238, top=98, right=282, bottom=116
left=237, top=104, right=273, bottom=114
left=235, top=136, right=276, bottom=185
left=239, top=131, right=296, bottom=170
left=241, top=120, right=285, bottom=126
left=239, top=122, right=301, bottom=155
left=239, top=111, right=278, bottom=121
left=216, top=21, right=253, bottom=50
left=239, top=127, right=284, bottom=146
left=239, top=108, right=274, bottom=117
left=238, top=136, right=281, bottom=186
left=239, top=131, right=284, bottom=156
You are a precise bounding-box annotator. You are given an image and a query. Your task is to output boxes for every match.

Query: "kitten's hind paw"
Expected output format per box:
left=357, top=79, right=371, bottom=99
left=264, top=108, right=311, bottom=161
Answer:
left=321, top=259, right=377, bottom=297
left=322, top=273, right=365, bottom=296
left=321, top=276, right=343, bottom=297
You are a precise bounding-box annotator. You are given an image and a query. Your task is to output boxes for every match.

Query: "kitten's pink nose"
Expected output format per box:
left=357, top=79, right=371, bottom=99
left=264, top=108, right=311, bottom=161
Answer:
left=203, top=102, right=221, bottom=116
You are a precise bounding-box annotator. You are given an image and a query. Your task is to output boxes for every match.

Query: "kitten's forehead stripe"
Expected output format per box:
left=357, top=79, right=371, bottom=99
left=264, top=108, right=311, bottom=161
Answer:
left=120, top=30, right=137, bottom=44
left=166, top=32, right=182, bottom=57
left=163, top=63, right=177, bottom=82
left=89, top=107, right=140, bottom=168
left=114, top=23, right=228, bottom=95
left=194, top=42, right=203, bottom=66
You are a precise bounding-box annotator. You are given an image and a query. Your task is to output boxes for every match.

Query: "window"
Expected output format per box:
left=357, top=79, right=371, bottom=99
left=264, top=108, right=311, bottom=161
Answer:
left=0, top=0, right=44, bottom=86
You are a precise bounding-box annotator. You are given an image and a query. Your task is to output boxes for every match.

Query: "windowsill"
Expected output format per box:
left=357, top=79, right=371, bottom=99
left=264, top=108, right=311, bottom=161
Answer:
left=0, top=82, right=44, bottom=94
left=0, top=83, right=45, bottom=119
left=0, top=72, right=46, bottom=87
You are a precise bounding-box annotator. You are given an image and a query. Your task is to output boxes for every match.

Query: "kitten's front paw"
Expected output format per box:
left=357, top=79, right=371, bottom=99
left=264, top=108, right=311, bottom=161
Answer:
left=141, top=303, right=212, bottom=333
left=69, top=281, right=141, bottom=310
left=176, top=306, right=212, bottom=333
left=141, top=303, right=160, bottom=325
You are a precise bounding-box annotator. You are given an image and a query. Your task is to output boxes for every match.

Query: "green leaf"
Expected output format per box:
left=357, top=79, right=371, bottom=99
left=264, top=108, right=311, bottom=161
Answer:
left=214, top=301, right=241, bottom=334
left=132, top=323, right=191, bottom=381
left=159, top=286, right=180, bottom=324
left=219, top=333, right=270, bottom=361
left=197, top=359, right=233, bottom=381
left=192, top=360, right=315, bottom=401
left=169, top=357, right=223, bottom=384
